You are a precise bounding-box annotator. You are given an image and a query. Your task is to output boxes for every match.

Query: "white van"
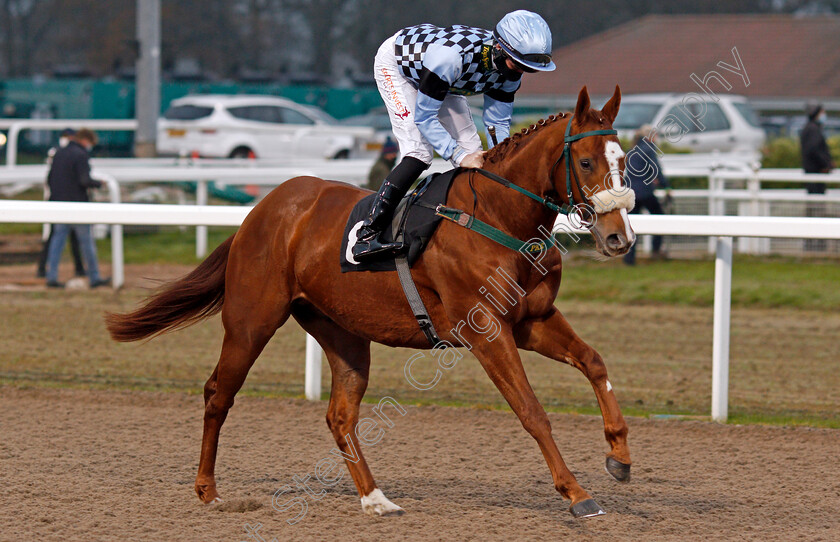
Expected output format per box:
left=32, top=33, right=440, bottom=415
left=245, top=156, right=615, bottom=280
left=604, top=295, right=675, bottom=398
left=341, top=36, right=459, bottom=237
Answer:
left=614, top=94, right=765, bottom=153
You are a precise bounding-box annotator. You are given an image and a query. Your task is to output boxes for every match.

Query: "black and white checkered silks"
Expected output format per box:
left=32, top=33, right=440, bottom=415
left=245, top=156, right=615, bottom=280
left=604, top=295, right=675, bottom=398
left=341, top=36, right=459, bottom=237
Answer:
left=394, top=24, right=504, bottom=95
left=374, top=34, right=480, bottom=165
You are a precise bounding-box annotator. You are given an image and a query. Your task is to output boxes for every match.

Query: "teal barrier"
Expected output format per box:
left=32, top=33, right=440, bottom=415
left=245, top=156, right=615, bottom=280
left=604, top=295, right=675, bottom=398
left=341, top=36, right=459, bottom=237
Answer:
left=0, top=78, right=383, bottom=152
left=0, top=78, right=380, bottom=120
left=177, top=181, right=256, bottom=205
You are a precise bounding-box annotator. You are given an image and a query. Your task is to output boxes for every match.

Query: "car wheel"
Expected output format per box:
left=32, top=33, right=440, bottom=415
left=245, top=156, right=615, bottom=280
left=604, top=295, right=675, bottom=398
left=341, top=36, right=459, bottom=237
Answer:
left=333, top=149, right=350, bottom=160
left=230, top=147, right=255, bottom=159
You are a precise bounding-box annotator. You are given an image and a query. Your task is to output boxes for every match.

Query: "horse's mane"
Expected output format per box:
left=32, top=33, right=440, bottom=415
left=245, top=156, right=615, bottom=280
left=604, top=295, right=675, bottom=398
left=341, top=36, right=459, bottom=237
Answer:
left=485, top=112, right=568, bottom=164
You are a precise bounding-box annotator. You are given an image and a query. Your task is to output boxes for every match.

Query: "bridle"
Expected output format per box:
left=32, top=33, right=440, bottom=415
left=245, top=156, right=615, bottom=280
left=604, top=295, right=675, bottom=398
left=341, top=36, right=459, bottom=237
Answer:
left=549, top=114, right=618, bottom=215
left=431, top=114, right=618, bottom=253
left=473, top=114, right=618, bottom=218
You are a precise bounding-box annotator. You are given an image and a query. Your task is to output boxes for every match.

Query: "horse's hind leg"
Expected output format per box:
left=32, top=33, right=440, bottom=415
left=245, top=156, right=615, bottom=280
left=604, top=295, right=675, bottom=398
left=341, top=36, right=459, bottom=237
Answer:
left=195, top=293, right=290, bottom=503
left=514, top=308, right=631, bottom=482
left=293, top=304, right=404, bottom=517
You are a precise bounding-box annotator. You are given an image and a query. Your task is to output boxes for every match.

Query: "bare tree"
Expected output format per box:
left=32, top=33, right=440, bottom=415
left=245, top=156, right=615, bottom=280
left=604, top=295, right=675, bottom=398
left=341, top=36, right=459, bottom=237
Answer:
left=0, top=0, right=799, bottom=80
left=0, top=0, right=60, bottom=76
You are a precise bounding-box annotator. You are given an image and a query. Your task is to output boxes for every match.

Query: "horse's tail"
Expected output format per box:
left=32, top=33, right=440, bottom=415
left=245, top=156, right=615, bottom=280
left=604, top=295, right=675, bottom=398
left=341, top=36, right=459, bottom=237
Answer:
left=105, top=235, right=234, bottom=342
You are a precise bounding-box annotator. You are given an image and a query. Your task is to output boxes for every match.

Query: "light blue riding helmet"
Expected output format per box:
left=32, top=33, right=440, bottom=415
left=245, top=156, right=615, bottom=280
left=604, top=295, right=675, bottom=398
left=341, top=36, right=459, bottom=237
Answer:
left=493, top=10, right=556, bottom=72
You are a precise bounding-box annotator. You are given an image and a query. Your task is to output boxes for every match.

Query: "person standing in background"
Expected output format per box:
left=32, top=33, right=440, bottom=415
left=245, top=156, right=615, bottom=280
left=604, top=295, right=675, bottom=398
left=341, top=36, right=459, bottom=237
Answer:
left=800, top=103, right=833, bottom=251
left=37, top=128, right=86, bottom=278
left=44, top=129, right=110, bottom=289
left=624, top=125, right=670, bottom=266
left=365, top=137, right=399, bottom=190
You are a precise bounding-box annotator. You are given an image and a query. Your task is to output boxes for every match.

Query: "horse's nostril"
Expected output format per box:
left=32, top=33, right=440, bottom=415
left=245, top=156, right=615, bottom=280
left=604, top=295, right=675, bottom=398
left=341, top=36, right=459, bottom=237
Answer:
left=606, top=233, right=626, bottom=250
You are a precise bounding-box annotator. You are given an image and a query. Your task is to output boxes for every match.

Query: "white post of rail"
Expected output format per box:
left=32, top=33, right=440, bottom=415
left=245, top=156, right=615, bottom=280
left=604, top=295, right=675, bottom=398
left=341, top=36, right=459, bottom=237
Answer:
left=6, top=123, right=22, bottom=167
left=95, top=173, right=125, bottom=289
left=746, top=166, right=761, bottom=254
left=304, top=333, right=323, bottom=401
left=711, top=235, right=733, bottom=422
left=112, top=223, right=124, bottom=288
left=707, top=172, right=718, bottom=254
left=196, top=180, right=208, bottom=258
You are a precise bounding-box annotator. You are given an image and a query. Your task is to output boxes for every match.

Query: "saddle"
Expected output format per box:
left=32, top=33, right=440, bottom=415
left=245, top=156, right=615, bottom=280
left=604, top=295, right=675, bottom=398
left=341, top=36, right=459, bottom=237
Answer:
left=339, top=166, right=562, bottom=346
left=340, top=169, right=458, bottom=273
left=339, top=169, right=462, bottom=346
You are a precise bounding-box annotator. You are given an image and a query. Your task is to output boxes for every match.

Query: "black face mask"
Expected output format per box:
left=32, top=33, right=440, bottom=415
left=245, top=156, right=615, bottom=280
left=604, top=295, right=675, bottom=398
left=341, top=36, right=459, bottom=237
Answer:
left=493, top=48, right=523, bottom=81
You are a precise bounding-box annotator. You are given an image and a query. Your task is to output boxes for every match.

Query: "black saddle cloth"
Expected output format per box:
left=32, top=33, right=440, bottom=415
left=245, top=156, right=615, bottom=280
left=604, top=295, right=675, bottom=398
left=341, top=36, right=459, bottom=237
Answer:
left=340, top=169, right=459, bottom=273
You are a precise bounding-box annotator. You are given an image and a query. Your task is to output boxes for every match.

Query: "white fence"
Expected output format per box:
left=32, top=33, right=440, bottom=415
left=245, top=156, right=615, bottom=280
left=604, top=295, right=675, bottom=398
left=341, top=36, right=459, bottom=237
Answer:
left=5, top=157, right=840, bottom=259
left=2, top=199, right=840, bottom=420
left=0, top=119, right=139, bottom=167
left=0, top=158, right=452, bottom=257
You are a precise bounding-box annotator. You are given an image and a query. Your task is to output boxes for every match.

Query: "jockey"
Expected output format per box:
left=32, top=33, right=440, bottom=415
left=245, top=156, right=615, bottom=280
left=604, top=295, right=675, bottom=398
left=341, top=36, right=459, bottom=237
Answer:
left=353, top=9, right=556, bottom=260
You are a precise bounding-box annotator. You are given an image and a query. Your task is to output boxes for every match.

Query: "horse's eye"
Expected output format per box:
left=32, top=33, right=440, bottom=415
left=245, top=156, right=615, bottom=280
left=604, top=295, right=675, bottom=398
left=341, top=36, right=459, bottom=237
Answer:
left=579, top=159, right=591, bottom=170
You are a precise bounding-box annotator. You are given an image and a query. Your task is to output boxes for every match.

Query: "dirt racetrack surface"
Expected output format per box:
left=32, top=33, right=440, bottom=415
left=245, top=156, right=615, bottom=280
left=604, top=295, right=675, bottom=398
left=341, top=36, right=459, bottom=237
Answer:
left=1, top=387, right=838, bottom=541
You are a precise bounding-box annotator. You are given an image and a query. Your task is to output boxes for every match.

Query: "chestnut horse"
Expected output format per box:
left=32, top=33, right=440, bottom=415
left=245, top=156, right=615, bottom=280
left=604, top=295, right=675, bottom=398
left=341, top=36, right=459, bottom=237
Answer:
left=107, top=86, right=634, bottom=519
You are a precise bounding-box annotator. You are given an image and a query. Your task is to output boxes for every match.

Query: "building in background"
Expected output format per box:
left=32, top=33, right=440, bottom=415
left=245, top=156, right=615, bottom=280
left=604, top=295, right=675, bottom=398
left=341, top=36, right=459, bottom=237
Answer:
left=518, top=14, right=840, bottom=118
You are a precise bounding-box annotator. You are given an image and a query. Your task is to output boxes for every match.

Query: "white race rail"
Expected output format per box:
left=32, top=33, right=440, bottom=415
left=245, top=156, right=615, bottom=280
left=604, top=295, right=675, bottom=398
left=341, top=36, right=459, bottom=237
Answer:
left=3, top=200, right=840, bottom=414
left=0, top=160, right=454, bottom=257
left=1, top=119, right=138, bottom=167
left=555, top=213, right=840, bottom=422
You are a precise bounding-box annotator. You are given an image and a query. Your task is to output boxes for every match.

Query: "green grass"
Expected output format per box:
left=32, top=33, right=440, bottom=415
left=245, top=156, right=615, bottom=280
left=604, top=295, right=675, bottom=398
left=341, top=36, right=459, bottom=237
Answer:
left=0, top=188, right=49, bottom=234
left=2, top=222, right=840, bottom=430
left=5, top=376, right=837, bottom=429
left=0, top=186, right=241, bottom=264
left=0, top=222, right=42, bottom=234
left=558, top=255, right=840, bottom=310
left=41, top=224, right=840, bottom=310
left=5, top=219, right=840, bottom=310
left=13, top=223, right=839, bottom=310
left=725, top=411, right=840, bottom=429
left=97, top=227, right=239, bottom=264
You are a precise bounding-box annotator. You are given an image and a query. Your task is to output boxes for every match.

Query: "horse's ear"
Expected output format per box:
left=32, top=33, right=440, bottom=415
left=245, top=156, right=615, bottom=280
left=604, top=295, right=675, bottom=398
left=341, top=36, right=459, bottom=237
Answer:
left=574, top=86, right=591, bottom=121
left=601, top=85, right=621, bottom=124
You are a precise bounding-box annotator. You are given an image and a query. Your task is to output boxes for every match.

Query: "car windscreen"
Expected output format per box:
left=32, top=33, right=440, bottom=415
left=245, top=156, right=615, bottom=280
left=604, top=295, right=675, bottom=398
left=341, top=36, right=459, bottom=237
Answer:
left=613, top=103, right=660, bottom=130
left=301, top=106, right=338, bottom=125
left=732, top=102, right=761, bottom=128
left=164, top=104, right=214, bottom=120
left=341, top=113, right=392, bottom=131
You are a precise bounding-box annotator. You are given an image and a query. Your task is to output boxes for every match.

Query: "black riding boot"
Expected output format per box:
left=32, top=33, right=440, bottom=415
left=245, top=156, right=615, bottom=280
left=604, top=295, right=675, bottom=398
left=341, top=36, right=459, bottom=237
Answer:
left=353, top=156, right=428, bottom=260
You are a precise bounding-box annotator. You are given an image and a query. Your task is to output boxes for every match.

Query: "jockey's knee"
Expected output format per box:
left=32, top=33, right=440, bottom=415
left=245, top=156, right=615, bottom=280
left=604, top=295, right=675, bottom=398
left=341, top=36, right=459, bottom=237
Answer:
left=402, top=149, right=433, bottom=167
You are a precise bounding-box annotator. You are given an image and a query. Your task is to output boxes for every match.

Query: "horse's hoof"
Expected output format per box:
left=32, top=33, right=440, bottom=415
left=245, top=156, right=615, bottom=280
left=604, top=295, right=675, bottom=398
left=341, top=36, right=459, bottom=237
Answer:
left=361, top=488, right=405, bottom=517
left=378, top=508, right=405, bottom=517
left=570, top=498, right=606, bottom=518
left=605, top=456, right=631, bottom=483
left=195, top=482, right=221, bottom=504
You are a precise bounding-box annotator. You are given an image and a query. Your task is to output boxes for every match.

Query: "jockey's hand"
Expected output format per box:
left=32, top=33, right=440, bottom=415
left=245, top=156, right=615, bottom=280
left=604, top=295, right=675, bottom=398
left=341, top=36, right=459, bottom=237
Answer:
left=460, top=151, right=485, bottom=169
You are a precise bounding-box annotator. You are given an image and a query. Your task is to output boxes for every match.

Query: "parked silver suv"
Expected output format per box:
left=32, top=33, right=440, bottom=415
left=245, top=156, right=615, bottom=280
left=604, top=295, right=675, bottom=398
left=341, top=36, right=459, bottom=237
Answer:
left=614, top=94, right=765, bottom=153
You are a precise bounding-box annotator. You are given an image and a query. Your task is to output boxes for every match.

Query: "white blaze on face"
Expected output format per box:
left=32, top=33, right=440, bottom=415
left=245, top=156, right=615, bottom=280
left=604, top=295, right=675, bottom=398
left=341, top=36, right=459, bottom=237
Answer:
left=604, top=141, right=625, bottom=190
left=604, top=140, right=635, bottom=243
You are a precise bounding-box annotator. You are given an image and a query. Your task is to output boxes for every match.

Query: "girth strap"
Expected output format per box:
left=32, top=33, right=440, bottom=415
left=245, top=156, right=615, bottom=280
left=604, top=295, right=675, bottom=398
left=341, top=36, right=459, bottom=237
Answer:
left=391, top=197, right=441, bottom=347
left=394, top=255, right=441, bottom=347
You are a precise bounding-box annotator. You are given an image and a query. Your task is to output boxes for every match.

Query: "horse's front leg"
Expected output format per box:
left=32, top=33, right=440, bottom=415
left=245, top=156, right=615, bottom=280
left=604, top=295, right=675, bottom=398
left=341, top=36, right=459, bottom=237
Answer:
left=514, top=308, right=631, bottom=482
left=468, top=327, right=606, bottom=518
